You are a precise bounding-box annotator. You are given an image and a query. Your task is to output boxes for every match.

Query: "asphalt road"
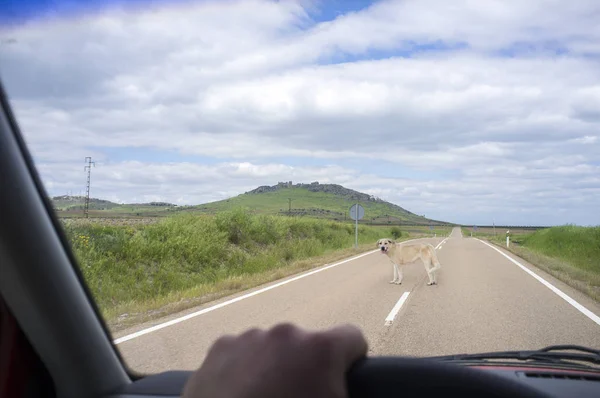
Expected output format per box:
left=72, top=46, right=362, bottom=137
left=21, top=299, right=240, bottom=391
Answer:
left=114, top=227, right=600, bottom=374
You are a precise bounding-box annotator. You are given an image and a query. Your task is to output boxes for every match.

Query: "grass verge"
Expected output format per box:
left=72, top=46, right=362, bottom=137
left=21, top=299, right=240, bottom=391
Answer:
left=480, top=226, right=600, bottom=303
left=61, top=209, right=412, bottom=331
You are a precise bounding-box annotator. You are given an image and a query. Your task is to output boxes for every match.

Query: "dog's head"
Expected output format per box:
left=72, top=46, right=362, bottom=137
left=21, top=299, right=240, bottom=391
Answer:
left=377, top=238, right=395, bottom=254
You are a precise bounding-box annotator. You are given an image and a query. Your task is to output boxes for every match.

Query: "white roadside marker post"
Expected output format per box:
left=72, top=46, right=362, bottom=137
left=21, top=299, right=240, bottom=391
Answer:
left=349, top=204, right=365, bottom=249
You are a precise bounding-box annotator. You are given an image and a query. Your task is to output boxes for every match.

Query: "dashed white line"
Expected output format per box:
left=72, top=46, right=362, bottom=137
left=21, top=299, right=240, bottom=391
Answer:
left=477, top=239, right=600, bottom=327
left=434, top=238, right=448, bottom=250
left=385, top=292, right=410, bottom=326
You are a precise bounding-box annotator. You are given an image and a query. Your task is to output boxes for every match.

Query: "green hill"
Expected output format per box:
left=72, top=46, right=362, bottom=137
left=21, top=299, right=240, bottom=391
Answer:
left=191, top=182, right=448, bottom=225
left=51, top=182, right=449, bottom=225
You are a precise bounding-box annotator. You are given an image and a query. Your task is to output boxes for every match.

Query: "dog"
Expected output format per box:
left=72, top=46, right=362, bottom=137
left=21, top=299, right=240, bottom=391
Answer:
left=377, top=238, right=441, bottom=286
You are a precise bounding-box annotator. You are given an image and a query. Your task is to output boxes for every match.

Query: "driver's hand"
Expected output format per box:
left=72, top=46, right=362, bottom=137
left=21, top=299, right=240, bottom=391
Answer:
left=182, top=323, right=368, bottom=398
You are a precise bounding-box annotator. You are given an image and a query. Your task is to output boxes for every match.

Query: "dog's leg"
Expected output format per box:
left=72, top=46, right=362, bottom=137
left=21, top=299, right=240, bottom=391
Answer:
left=426, top=270, right=436, bottom=285
left=423, top=259, right=435, bottom=285
left=426, top=252, right=441, bottom=286
left=395, top=266, right=403, bottom=285
left=390, top=262, right=399, bottom=284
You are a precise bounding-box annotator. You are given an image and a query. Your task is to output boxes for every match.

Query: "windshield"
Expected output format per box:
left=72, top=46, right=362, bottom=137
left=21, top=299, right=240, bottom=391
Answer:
left=1, top=0, right=599, bottom=375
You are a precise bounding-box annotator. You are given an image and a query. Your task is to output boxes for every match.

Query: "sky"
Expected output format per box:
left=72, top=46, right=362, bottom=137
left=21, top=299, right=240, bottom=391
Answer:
left=1, top=0, right=599, bottom=226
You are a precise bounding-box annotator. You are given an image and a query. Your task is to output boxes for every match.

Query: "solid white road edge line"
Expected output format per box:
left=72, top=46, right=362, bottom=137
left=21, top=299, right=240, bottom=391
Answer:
left=476, top=239, right=600, bottom=327
left=384, top=238, right=447, bottom=326
left=385, top=292, right=410, bottom=326
left=115, top=237, right=439, bottom=344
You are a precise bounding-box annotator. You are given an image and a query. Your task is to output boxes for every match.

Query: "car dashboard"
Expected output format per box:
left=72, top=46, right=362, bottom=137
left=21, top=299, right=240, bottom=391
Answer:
left=473, top=366, right=600, bottom=398
left=106, top=365, right=600, bottom=398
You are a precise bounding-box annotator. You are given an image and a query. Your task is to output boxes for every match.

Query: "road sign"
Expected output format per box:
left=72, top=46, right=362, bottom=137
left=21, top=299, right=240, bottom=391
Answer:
left=349, top=204, right=365, bottom=221
left=349, top=204, right=365, bottom=248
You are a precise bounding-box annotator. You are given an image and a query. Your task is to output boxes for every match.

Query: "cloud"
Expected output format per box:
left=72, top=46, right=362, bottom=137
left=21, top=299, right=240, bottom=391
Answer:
left=1, top=0, right=599, bottom=225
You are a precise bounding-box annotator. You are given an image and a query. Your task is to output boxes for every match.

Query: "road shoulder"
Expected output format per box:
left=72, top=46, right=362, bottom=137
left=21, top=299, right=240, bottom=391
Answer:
left=474, top=238, right=600, bottom=322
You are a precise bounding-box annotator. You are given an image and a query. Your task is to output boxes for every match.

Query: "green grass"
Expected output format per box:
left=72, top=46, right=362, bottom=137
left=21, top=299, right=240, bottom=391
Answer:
left=403, top=225, right=452, bottom=237
left=520, top=226, right=600, bottom=274
left=62, top=208, right=407, bottom=329
left=468, top=226, right=600, bottom=302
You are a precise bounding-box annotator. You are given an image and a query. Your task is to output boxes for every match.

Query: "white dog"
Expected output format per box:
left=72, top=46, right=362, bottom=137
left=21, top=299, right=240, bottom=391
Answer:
left=377, top=238, right=441, bottom=286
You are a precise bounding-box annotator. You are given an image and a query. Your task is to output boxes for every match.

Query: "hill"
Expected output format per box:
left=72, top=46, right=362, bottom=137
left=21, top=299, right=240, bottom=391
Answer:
left=192, top=182, right=448, bottom=225
left=51, top=183, right=450, bottom=225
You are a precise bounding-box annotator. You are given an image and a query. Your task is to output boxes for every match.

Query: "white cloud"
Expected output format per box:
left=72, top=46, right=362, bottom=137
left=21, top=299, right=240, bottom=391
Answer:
left=1, top=0, right=599, bottom=225
left=303, top=0, right=600, bottom=55
left=569, top=136, right=598, bottom=144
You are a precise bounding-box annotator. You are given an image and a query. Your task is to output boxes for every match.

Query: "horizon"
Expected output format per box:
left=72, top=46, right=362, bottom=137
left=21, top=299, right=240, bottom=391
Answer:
left=1, top=0, right=599, bottom=226
left=49, top=181, right=585, bottom=227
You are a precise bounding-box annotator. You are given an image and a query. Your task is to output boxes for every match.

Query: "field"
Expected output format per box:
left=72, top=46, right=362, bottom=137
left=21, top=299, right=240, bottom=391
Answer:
left=62, top=209, right=425, bottom=330
left=403, top=225, right=453, bottom=237
left=464, top=226, right=600, bottom=302
left=460, top=226, right=541, bottom=238
left=56, top=206, right=175, bottom=219
left=58, top=209, right=172, bottom=219
left=52, top=195, right=177, bottom=218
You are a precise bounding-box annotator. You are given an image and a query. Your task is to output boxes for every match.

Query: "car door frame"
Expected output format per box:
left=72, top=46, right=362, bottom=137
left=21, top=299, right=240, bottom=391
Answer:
left=0, top=80, right=133, bottom=398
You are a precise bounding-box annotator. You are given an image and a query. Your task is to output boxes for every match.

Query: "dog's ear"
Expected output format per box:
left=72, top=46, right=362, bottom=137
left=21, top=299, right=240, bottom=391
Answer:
left=376, top=240, right=381, bottom=247
left=388, top=239, right=395, bottom=244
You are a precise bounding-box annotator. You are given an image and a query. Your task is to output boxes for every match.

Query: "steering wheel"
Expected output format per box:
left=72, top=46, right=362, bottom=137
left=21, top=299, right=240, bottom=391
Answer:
left=347, top=357, right=551, bottom=398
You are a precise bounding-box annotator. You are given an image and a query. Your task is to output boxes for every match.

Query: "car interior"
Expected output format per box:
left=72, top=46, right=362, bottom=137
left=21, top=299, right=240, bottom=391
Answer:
left=0, top=74, right=598, bottom=398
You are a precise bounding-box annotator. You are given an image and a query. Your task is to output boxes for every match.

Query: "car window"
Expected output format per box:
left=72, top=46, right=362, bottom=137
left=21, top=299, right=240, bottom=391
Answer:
left=1, top=0, right=599, bottom=375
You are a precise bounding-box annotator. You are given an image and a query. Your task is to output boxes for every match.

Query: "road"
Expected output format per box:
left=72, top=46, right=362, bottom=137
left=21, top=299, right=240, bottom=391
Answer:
left=114, top=227, right=600, bottom=373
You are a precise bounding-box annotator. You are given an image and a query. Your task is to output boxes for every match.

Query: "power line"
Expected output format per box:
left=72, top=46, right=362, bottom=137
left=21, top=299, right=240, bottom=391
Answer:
left=84, top=157, right=95, bottom=218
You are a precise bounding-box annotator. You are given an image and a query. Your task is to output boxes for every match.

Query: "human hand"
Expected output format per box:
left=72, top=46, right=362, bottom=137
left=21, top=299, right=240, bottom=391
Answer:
left=182, top=323, right=368, bottom=398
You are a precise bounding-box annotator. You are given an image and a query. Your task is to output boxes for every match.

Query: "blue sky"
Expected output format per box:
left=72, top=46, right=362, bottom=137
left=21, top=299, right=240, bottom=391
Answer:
left=1, top=0, right=599, bottom=225
left=0, top=0, right=375, bottom=24
left=1, top=0, right=165, bottom=23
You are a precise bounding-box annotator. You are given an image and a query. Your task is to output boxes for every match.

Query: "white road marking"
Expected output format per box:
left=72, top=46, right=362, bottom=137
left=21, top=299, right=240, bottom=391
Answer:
left=115, top=237, right=435, bottom=344
left=384, top=238, right=447, bottom=326
left=385, top=292, right=410, bottom=326
left=434, top=238, right=448, bottom=250
left=477, top=239, right=600, bottom=327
